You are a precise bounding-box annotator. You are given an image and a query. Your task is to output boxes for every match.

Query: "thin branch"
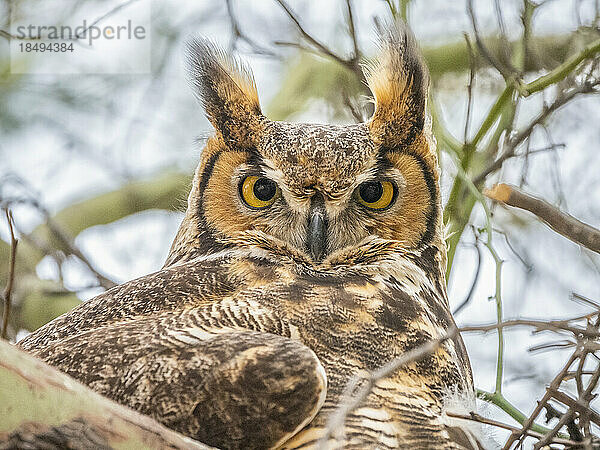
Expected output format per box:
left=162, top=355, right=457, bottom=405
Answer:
left=503, top=349, right=581, bottom=449
left=344, top=0, right=359, bottom=63
left=485, top=184, right=600, bottom=254
left=0, top=29, right=41, bottom=41
left=225, top=0, right=277, bottom=56
left=463, top=33, right=476, bottom=144
left=2, top=181, right=117, bottom=291
left=448, top=152, right=506, bottom=396
left=532, top=406, right=576, bottom=449
left=445, top=411, right=579, bottom=446
left=274, top=0, right=358, bottom=73
left=532, top=362, right=600, bottom=450
left=1, top=209, right=18, bottom=340
left=473, top=79, right=599, bottom=185
left=72, top=0, right=142, bottom=41
left=494, top=228, right=533, bottom=271
left=273, top=40, right=323, bottom=57
left=460, top=316, right=600, bottom=339
left=467, top=0, right=517, bottom=83
left=44, top=216, right=117, bottom=290
left=453, top=229, right=482, bottom=315
left=317, top=327, right=458, bottom=448
left=493, top=0, right=514, bottom=72
left=572, top=292, right=600, bottom=310
left=469, top=85, right=515, bottom=153
left=519, top=1, right=537, bottom=73
left=551, top=390, right=600, bottom=429
left=459, top=310, right=600, bottom=445
left=521, top=37, right=600, bottom=96
left=525, top=143, right=566, bottom=156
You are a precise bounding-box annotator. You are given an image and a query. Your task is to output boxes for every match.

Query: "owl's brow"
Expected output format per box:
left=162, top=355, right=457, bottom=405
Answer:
left=380, top=146, right=438, bottom=248
left=243, top=148, right=268, bottom=170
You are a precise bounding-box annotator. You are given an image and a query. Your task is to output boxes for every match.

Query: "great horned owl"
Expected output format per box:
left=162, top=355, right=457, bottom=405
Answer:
left=19, top=24, right=481, bottom=449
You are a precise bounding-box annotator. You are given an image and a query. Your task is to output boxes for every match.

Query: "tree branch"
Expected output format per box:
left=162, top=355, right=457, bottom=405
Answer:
left=473, top=80, right=599, bottom=185
left=485, top=184, right=600, bottom=254
left=467, top=0, right=517, bottom=82
left=274, top=0, right=357, bottom=73
left=445, top=411, right=578, bottom=446
left=522, top=37, right=600, bottom=96
left=225, top=0, right=277, bottom=56
left=72, top=0, right=142, bottom=41
left=1, top=210, right=18, bottom=340
left=0, top=340, right=210, bottom=449
left=344, top=0, right=359, bottom=63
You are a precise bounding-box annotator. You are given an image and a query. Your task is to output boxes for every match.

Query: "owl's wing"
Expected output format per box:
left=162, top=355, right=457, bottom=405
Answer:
left=18, top=259, right=237, bottom=352
left=30, top=305, right=327, bottom=450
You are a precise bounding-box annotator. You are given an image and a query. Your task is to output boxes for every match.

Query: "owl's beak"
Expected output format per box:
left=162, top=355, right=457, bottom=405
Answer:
left=307, top=195, right=328, bottom=262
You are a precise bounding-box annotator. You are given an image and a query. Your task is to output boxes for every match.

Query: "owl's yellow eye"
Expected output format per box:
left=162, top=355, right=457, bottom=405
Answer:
left=240, top=176, right=279, bottom=209
left=356, top=181, right=395, bottom=210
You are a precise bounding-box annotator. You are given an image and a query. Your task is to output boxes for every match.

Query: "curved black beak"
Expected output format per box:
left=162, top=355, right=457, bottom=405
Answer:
left=307, top=195, right=328, bottom=262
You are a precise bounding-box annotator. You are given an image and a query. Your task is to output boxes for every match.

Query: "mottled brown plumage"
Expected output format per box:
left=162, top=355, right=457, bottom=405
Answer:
left=19, top=22, right=482, bottom=449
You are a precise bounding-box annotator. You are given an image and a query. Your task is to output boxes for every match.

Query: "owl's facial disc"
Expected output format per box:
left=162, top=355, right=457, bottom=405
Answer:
left=196, top=132, right=439, bottom=264
left=174, top=30, right=443, bottom=268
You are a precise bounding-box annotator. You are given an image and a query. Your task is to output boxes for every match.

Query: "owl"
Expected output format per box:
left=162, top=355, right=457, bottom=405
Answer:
left=18, top=23, right=482, bottom=449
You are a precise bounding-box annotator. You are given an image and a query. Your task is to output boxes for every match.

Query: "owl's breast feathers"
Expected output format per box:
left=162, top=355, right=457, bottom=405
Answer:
left=19, top=242, right=477, bottom=449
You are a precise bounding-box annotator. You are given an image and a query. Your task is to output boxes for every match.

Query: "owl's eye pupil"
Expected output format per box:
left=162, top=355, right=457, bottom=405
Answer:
left=253, top=177, right=277, bottom=201
left=359, top=181, right=384, bottom=203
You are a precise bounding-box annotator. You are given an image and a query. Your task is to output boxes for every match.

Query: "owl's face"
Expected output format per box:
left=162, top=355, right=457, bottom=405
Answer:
left=168, top=30, right=443, bottom=268
left=201, top=121, right=438, bottom=263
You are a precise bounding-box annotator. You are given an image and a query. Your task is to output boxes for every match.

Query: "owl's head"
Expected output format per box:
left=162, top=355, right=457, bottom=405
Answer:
left=167, top=24, right=444, bottom=272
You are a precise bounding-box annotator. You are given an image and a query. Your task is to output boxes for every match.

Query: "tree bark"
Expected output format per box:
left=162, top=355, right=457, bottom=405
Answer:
left=0, top=340, right=211, bottom=449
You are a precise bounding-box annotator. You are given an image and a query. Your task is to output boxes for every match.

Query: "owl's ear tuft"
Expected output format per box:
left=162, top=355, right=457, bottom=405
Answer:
left=365, top=22, right=429, bottom=148
left=186, top=38, right=263, bottom=147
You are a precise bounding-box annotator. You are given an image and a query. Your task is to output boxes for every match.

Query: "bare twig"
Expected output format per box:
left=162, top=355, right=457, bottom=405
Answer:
left=2, top=178, right=116, bottom=291
left=473, top=80, right=600, bottom=185
left=43, top=216, right=117, bottom=290
left=460, top=300, right=600, bottom=445
left=542, top=401, right=583, bottom=443
left=493, top=0, right=514, bottom=72
left=344, top=0, right=359, bottom=63
left=460, top=316, right=600, bottom=339
left=0, top=29, right=41, bottom=41
left=572, top=292, right=600, bottom=310
left=493, top=228, right=533, bottom=271
left=453, top=228, right=482, bottom=315
left=445, top=411, right=579, bottom=446
left=225, top=0, right=276, bottom=56
left=1, top=209, right=18, bottom=340
left=501, top=349, right=581, bottom=449
left=463, top=33, right=476, bottom=144
left=467, top=0, right=517, bottom=82
left=532, top=404, right=576, bottom=449
left=317, top=327, right=458, bottom=448
left=72, top=0, right=142, bottom=41
left=485, top=184, right=600, bottom=254
left=273, top=0, right=359, bottom=73
left=533, top=359, right=600, bottom=450
left=551, top=390, right=600, bottom=429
